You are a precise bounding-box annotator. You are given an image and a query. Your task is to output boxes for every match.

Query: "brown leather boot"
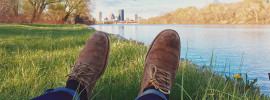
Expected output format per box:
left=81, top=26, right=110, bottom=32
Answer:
left=138, top=29, right=181, bottom=98
left=67, top=31, right=110, bottom=99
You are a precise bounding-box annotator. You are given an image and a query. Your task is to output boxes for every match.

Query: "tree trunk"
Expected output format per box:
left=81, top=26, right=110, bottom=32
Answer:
left=36, top=3, right=46, bottom=21
left=255, top=11, right=258, bottom=24
left=12, top=0, right=19, bottom=16
left=31, top=9, right=37, bottom=23
left=63, top=13, right=70, bottom=21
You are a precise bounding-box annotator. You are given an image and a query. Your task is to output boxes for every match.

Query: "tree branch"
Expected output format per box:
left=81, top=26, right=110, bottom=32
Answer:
left=28, top=0, right=35, bottom=6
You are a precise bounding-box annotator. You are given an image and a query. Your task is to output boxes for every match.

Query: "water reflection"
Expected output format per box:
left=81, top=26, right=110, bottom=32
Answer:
left=93, top=24, right=270, bottom=94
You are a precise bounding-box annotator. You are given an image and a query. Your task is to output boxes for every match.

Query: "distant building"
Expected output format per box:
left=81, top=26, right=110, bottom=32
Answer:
left=109, top=13, right=115, bottom=21
left=98, top=12, right=102, bottom=21
left=114, top=17, right=118, bottom=21
left=134, top=14, right=138, bottom=21
left=118, top=9, right=124, bottom=21
left=118, top=15, right=121, bottom=21
left=126, top=18, right=130, bottom=22
left=104, top=17, right=108, bottom=21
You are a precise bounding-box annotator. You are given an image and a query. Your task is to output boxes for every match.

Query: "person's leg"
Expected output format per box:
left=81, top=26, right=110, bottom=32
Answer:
left=136, top=29, right=181, bottom=100
left=32, top=31, right=110, bottom=100
left=135, top=87, right=167, bottom=100
left=31, top=87, right=79, bottom=100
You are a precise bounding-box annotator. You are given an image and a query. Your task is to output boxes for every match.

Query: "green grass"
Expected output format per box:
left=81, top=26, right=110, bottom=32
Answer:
left=0, top=24, right=269, bottom=100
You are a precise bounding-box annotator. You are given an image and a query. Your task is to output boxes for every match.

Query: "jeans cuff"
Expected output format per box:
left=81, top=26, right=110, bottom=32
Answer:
left=45, top=87, right=80, bottom=100
left=135, top=89, right=167, bottom=100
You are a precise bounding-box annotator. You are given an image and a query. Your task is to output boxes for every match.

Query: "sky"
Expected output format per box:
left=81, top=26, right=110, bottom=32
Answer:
left=93, top=0, right=243, bottom=20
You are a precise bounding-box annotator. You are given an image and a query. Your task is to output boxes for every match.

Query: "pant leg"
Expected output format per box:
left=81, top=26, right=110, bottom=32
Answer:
left=31, top=87, right=80, bottom=100
left=135, top=89, right=167, bottom=100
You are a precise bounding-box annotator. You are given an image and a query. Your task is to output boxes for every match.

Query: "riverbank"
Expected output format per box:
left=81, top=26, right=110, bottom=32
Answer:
left=140, top=0, right=270, bottom=24
left=0, top=24, right=269, bottom=99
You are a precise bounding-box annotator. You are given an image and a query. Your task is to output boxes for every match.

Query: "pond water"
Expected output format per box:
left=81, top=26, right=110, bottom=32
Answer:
left=92, top=24, right=270, bottom=94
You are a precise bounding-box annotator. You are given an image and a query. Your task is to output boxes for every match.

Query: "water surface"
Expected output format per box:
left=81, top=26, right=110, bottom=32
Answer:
left=92, top=24, right=270, bottom=94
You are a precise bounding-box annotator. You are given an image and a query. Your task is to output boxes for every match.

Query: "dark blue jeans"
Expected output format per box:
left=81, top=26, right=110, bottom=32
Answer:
left=32, top=87, right=167, bottom=100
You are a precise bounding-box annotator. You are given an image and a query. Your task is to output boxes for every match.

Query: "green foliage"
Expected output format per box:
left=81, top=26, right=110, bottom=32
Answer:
left=26, top=0, right=56, bottom=22
left=48, top=3, right=66, bottom=20
left=0, top=24, right=269, bottom=100
left=58, top=0, right=92, bottom=21
left=21, top=0, right=34, bottom=15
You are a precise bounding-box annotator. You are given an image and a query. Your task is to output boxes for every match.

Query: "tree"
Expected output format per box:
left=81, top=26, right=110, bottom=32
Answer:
left=0, top=0, right=20, bottom=22
left=27, top=0, right=55, bottom=22
left=48, top=2, right=66, bottom=20
left=0, top=0, right=9, bottom=18
left=47, top=0, right=93, bottom=22
left=1, top=0, right=94, bottom=23
left=61, top=0, right=92, bottom=21
left=0, top=0, right=19, bottom=17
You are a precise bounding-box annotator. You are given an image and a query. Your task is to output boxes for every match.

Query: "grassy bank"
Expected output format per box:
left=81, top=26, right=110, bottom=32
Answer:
left=0, top=24, right=269, bottom=100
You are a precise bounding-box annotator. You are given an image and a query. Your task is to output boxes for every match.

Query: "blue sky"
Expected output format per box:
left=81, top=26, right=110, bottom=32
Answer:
left=93, top=0, right=243, bottom=20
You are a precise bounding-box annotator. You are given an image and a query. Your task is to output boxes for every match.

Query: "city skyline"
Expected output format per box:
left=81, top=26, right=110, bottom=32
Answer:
left=96, top=9, right=139, bottom=21
left=93, top=0, right=243, bottom=19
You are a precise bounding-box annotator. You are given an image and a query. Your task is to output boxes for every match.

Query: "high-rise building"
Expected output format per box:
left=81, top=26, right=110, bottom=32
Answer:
left=118, top=15, right=121, bottom=21
left=118, top=9, right=124, bottom=21
left=109, top=13, right=115, bottom=21
left=134, top=14, right=138, bottom=21
left=98, top=12, right=102, bottom=21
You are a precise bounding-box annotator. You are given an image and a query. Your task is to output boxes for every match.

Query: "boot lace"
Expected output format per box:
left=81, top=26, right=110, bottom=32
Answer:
left=148, top=64, right=171, bottom=94
left=67, top=63, right=95, bottom=86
